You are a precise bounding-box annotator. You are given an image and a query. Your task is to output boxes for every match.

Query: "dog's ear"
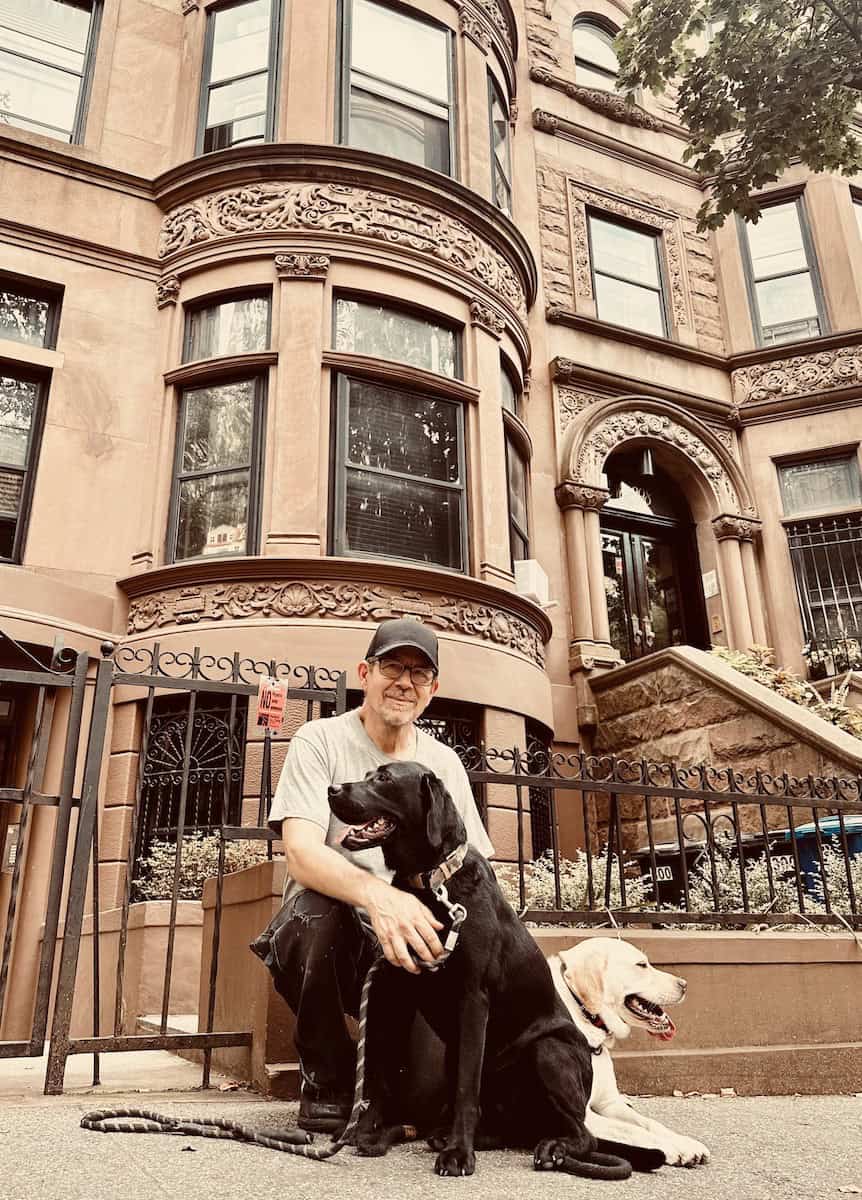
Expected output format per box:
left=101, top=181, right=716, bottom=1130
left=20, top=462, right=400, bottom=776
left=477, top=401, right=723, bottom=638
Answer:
left=566, top=942, right=609, bottom=1016
left=421, top=772, right=452, bottom=853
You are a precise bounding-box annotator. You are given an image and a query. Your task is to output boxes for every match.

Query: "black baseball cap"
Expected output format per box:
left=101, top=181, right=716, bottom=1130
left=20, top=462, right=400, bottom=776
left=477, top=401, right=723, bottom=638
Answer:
left=365, top=618, right=439, bottom=671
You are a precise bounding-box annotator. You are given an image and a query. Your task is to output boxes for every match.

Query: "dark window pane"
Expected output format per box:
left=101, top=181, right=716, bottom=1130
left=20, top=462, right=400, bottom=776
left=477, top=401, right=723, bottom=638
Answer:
left=209, top=0, right=270, bottom=82
left=346, top=379, right=460, bottom=483
left=349, top=87, right=449, bottom=173
left=0, top=467, right=23, bottom=519
left=335, top=298, right=458, bottom=378
left=602, top=530, right=632, bottom=661
left=0, top=289, right=50, bottom=347
left=507, top=441, right=528, bottom=533
left=594, top=273, right=665, bottom=336
left=345, top=468, right=462, bottom=568
left=0, top=375, right=38, bottom=467
left=185, top=295, right=269, bottom=362
left=180, top=381, right=254, bottom=474
left=490, top=79, right=511, bottom=213
left=780, top=457, right=862, bottom=516
left=500, top=367, right=519, bottom=415
left=510, top=528, right=528, bottom=562
left=176, top=473, right=249, bottom=561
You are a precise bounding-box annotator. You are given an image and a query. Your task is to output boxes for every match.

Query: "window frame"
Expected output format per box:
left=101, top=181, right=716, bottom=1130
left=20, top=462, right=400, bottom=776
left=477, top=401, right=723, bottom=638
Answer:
left=196, top=0, right=283, bottom=156
left=0, top=0, right=102, bottom=145
left=504, top=432, right=530, bottom=567
left=572, top=16, right=620, bottom=93
left=0, top=365, right=49, bottom=566
left=0, top=273, right=63, bottom=350
left=337, top=0, right=458, bottom=179
left=181, top=286, right=273, bottom=364
left=487, top=70, right=512, bottom=216
left=776, top=447, right=862, bottom=519
left=329, top=371, right=469, bottom=572
left=165, top=372, right=268, bottom=565
left=586, top=209, right=670, bottom=338
left=738, top=194, right=829, bottom=348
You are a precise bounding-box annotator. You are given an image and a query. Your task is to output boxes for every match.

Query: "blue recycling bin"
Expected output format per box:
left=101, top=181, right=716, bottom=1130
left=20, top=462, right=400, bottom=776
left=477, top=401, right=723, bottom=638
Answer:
left=783, top=816, right=862, bottom=898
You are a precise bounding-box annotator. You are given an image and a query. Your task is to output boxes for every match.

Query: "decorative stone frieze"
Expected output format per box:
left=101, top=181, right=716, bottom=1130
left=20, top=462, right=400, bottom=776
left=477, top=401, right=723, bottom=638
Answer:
left=732, top=344, right=862, bottom=404
left=554, top=482, right=610, bottom=512
left=460, top=9, right=491, bottom=53
left=711, top=514, right=761, bottom=542
left=127, top=580, right=546, bottom=666
left=557, top=386, right=604, bottom=433
left=469, top=299, right=505, bottom=338
left=159, top=181, right=526, bottom=315
left=156, top=276, right=180, bottom=309
left=472, top=0, right=511, bottom=49
left=576, top=411, right=742, bottom=511
left=568, top=181, right=691, bottom=330
left=275, top=252, right=330, bottom=279
left=529, top=67, right=664, bottom=132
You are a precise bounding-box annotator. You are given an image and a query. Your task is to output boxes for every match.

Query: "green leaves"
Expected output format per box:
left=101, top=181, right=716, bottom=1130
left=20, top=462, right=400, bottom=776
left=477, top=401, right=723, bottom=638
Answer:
left=616, top=0, right=862, bottom=228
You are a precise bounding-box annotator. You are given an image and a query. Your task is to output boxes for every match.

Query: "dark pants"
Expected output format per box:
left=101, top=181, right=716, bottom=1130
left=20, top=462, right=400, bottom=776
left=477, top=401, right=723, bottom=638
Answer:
left=251, top=889, right=379, bottom=1095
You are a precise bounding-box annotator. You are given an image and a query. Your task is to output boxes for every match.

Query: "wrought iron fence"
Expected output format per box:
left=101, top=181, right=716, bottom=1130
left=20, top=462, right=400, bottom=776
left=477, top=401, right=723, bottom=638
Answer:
left=458, top=745, right=862, bottom=930
left=787, top=513, right=862, bottom=679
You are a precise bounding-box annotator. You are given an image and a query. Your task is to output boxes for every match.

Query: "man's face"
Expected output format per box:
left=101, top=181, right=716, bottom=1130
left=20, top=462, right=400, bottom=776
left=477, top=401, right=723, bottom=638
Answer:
left=358, top=647, right=439, bottom=729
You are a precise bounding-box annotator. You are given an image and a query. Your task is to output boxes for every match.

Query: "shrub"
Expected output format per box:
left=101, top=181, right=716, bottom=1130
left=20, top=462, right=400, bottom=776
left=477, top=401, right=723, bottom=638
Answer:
left=496, top=848, right=648, bottom=916
left=133, top=833, right=267, bottom=901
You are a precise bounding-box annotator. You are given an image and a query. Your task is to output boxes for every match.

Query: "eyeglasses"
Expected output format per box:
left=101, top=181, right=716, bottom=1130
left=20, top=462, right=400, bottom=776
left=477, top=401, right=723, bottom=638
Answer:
left=372, top=657, right=437, bottom=687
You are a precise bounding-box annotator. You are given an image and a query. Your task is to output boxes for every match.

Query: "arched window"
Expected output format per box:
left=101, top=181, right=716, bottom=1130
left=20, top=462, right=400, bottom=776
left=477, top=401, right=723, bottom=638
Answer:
left=572, top=18, right=620, bottom=92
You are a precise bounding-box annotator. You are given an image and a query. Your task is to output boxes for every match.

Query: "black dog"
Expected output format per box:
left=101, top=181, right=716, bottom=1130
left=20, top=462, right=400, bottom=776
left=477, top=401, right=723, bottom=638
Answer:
left=329, top=762, right=664, bottom=1179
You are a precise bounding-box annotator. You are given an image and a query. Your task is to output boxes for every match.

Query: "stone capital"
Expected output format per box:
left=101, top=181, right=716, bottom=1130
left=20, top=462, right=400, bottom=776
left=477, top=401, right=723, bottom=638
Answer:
left=555, top=481, right=610, bottom=512
left=275, top=252, right=331, bottom=280
left=156, top=275, right=181, bottom=309
left=533, top=109, right=558, bottom=135
left=459, top=9, right=491, bottom=53
left=181, top=0, right=198, bottom=12
left=469, top=299, right=505, bottom=339
left=711, top=513, right=761, bottom=542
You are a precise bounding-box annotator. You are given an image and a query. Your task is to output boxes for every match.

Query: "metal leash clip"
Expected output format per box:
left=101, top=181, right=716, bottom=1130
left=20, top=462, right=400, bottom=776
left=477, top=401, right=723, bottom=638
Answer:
left=424, top=882, right=467, bottom=969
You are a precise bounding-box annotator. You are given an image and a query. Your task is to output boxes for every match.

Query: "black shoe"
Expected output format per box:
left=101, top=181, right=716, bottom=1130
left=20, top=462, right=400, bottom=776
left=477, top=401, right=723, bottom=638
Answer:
left=298, top=1084, right=352, bottom=1134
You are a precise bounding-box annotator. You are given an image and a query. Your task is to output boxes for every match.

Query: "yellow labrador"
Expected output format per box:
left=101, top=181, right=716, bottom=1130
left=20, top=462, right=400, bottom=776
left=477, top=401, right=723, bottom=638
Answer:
left=549, top=937, right=710, bottom=1168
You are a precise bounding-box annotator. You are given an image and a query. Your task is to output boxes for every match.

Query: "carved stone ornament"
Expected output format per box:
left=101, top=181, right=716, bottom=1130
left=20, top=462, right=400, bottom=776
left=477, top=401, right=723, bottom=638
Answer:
left=156, top=276, right=181, bottom=309
left=181, top=0, right=198, bottom=12
left=127, top=581, right=545, bottom=665
left=557, top=386, right=604, bottom=434
left=568, top=181, right=691, bottom=330
left=529, top=67, right=664, bottom=132
left=576, top=410, right=742, bottom=511
left=711, top=513, right=761, bottom=542
left=159, top=182, right=526, bottom=315
left=459, top=8, right=491, bottom=53
left=555, top=482, right=610, bottom=512
left=533, top=109, right=559, bottom=135
left=732, top=344, right=862, bottom=404
left=469, top=299, right=505, bottom=338
left=472, top=0, right=512, bottom=51
left=275, top=252, right=330, bottom=279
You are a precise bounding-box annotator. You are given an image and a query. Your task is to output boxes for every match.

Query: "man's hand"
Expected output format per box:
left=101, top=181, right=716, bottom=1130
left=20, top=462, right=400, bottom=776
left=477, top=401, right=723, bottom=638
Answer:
left=362, top=876, right=445, bottom=973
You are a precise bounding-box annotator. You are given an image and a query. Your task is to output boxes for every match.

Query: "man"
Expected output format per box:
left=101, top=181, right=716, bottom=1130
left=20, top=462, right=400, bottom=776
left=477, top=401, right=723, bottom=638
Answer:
left=251, top=618, right=493, bottom=1134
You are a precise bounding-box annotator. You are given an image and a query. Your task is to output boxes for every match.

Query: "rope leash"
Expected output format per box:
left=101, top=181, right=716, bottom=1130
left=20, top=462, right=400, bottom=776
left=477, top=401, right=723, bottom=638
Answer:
left=81, top=957, right=387, bottom=1162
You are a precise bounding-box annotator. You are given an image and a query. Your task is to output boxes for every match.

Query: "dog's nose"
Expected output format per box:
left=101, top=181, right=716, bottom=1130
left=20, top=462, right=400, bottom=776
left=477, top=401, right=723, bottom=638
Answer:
left=328, top=785, right=342, bottom=798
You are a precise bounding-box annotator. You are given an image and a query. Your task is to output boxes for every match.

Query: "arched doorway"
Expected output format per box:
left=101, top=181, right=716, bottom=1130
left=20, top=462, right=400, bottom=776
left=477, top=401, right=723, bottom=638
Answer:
left=600, top=449, right=710, bottom=662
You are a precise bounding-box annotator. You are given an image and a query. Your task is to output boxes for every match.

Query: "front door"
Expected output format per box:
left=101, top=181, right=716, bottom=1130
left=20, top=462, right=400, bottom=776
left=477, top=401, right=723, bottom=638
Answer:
left=603, top=526, right=686, bottom=662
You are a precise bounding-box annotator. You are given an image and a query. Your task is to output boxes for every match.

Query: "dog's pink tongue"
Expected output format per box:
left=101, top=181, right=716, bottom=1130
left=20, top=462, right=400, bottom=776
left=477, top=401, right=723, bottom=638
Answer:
left=650, top=1015, right=676, bottom=1041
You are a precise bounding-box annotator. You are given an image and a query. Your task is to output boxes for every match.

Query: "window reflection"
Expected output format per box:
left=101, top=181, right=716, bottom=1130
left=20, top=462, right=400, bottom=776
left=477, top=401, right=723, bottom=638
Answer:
left=742, top=199, right=824, bottom=345
left=184, top=294, right=270, bottom=363
left=200, top=0, right=276, bottom=153
left=335, top=298, right=459, bottom=378
left=573, top=19, right=620, bottom=92
left=589, top=214, right=666, bottom=336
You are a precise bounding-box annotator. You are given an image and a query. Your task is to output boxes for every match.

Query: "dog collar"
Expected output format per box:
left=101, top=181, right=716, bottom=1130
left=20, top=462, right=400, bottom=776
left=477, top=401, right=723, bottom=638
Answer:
left=559, top=960, right=610, bottom=1045
left=407, top=841, right=469, bottom=890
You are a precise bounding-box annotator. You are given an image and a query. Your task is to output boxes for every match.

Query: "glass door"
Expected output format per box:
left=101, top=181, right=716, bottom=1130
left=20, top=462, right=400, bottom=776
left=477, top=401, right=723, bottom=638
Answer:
left=602, top=527, right=686, bottom=662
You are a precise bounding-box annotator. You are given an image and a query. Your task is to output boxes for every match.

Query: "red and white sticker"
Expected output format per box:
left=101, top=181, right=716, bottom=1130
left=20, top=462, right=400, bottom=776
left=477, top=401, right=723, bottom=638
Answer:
left=256, top=676, right=287, bottom=732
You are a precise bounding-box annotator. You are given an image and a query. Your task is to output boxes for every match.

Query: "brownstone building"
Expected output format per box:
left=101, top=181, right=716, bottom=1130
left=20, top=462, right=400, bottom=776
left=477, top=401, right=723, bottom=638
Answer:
left=2, top=0, right=862, bottom=1048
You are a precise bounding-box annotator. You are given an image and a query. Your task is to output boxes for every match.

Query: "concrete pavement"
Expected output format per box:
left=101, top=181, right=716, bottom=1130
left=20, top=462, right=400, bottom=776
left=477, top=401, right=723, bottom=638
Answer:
left=0, top=1089, right=859, bottom=1200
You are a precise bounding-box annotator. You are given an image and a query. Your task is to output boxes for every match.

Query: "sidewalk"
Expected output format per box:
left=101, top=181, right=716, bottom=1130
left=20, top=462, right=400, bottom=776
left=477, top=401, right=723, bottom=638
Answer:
left=0, top=1087, right=859, bottom=1200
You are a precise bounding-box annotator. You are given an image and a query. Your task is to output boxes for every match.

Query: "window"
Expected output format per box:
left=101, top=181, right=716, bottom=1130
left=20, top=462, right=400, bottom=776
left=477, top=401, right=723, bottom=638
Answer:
left=0, top=279, right=60, bottom=349
left=198, top=0, right=280, bottom=154
left=0, top=0, right=100, bottom=143
left=781, top=453, right=862, bottom=678
left=500, top=361, right=520, bottom=417
left=740, top=198, right=826, bottom=346
left=334, top=297, right=460, bottom=377
left=572, top=18, right=619, bottom=92
left=588, top=213, right=667, bottom=336
left=340, top=0, right=455, bottom=175
left=0, top=372, right=46, bottom=562
left=183, top=292, right=270, bottom=362
left=332, top=375, right=467, bottom=570
left=506, top=438, right=529, bottom=564
left=488, top=73, right=512, bottom=215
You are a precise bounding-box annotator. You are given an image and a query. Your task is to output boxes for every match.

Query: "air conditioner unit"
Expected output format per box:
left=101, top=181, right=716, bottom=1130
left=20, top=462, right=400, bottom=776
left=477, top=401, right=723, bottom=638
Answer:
left=514, top=559, right=550, bottom=607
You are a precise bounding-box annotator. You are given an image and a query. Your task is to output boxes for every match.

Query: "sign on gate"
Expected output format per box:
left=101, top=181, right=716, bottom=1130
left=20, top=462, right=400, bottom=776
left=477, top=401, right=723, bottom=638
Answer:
left=256, top=676, right=287, bottom=731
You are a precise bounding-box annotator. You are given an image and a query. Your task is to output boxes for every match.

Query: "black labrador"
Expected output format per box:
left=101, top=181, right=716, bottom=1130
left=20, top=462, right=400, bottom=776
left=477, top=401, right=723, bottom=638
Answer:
left=328, top=762, right=664, bottom=1179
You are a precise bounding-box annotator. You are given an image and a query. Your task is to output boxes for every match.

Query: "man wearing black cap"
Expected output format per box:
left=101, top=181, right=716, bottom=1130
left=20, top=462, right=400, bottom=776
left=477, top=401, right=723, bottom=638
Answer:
left=252, top=618, right=493, bottom=1134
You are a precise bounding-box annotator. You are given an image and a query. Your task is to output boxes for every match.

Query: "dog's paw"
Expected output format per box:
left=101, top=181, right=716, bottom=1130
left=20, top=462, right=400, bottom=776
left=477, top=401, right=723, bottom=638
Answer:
left=434, top=1146, right=476, bottom=1177
left=534, top=1138, right=570, bottom=1171
left=661, top=1135, right=710, bottom=1167
left=426, top=1128, right=447, bottom=1152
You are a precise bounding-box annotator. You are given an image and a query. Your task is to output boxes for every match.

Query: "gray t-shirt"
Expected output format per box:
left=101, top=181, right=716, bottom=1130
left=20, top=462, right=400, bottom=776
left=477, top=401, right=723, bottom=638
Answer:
left=269, top=708, right=494, bottom=901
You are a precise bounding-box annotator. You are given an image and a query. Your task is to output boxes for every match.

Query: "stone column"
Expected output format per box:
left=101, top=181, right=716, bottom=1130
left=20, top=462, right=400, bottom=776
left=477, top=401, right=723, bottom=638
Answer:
left=740, top=532, right=768, bottom=646
left=482, top=708, right=530, bottom=863
left=458, top=12, right=494, bottom=198
left=555, top=481, right=615, bottom=666
left=583, top=506, right=611, bottom=645
left=713, top=515, right=761, bottom=650
left=471, top=302, right=514, bottom=586
left=559, top=502, right=592, bottom=640
left=264, top=253, right=330, bottom=557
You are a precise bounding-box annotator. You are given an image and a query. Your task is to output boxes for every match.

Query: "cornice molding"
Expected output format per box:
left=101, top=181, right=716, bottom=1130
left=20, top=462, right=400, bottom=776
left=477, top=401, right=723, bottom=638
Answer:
left=0, top=133, right=152, bottom=200
left=529, top=66, right=686, bottom=140
left=550, top=356, right=731, bottom=419
left=0, top=216, right=159, bottom=281
left=321, top=350, right=481, bottom=404
left=532, top=110, right=703, bottom=187
left=164, top=351, right=279, bottom=387
left=547, top=309, right=726, bottom=371
left=117, top=556, right=553, bottom=665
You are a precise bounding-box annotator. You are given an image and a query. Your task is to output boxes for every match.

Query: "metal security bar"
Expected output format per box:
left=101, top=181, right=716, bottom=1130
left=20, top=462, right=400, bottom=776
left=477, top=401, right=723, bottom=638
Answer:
left=459, top=747, right=862, bottom=929
left=787, top=513, right=862, bottom=679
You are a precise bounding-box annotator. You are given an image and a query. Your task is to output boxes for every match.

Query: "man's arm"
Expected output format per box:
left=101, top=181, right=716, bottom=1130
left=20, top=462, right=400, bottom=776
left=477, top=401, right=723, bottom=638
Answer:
left=282, top=818, right=444, bottom=973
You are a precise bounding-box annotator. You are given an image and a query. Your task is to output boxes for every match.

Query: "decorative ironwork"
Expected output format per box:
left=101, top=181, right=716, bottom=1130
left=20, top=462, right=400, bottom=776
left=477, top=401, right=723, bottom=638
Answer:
left=788, top=514, right=862, bottom=679
left=114, top=644, right=345, bottom=689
